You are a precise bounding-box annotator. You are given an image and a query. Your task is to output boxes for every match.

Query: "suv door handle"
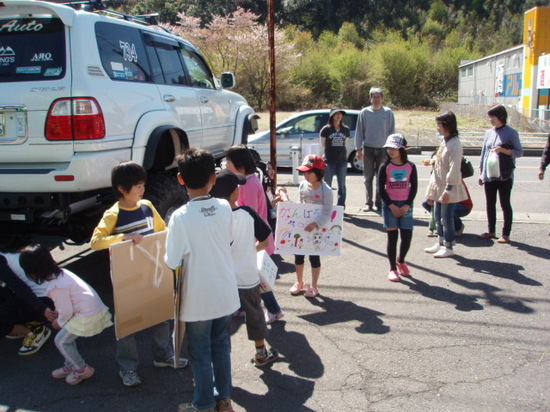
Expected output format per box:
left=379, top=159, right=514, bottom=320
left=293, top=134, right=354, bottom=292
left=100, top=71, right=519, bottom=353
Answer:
left=200, top=96, right=209, bottom=104
left=163, top=95, right=175, bottom=102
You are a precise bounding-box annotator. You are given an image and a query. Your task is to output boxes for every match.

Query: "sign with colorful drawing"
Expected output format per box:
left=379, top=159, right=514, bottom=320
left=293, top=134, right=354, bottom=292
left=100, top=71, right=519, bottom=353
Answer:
left=274, top=202, right=344, bottom=256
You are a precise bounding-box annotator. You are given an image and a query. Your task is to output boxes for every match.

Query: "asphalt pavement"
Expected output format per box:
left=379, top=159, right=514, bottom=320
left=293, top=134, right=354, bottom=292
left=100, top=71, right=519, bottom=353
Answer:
left=1, top=154, right=549, bottom=412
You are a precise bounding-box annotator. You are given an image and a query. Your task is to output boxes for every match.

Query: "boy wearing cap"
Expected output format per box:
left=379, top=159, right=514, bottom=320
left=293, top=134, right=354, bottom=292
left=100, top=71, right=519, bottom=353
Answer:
left=320, top=107, right=350, bottom=208
left=165, top=148, right=239, bottom=412
left=289, top=155, right=333, bottom=298
left=210, top=169, right=279, bottom=367
left=378, top=134, right=418, bottom=282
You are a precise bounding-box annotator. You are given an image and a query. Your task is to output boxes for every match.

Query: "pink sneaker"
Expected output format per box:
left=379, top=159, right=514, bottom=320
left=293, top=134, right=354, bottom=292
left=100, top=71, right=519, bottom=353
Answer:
left=304, top=286, right=319, bottom=298
left=396, top=261, right=411, bottom=277
left=65, top=365, right=94, bottom=385
left=289, top=282, right=305, bottom=295
left=388, top=270, right=401, bottom=282
left=52, top=365, right=72, bottom=379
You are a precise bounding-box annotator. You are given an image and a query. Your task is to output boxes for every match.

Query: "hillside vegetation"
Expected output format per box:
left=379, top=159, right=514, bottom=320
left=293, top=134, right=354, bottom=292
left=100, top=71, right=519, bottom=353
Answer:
left=119, top=0, right=550, bottom=110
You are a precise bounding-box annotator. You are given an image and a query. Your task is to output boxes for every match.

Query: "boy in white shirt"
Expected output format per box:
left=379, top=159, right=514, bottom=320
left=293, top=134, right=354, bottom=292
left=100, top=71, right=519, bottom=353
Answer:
left=165, top=148, right=240, bottom=412
left=210, top=169, right=279, bottom=367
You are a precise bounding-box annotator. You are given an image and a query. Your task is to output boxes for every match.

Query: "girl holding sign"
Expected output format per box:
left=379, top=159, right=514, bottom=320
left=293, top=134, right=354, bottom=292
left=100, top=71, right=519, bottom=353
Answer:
left=378, top=134, right=418, bottom=282
left=289, top=155, right=333, bottom=298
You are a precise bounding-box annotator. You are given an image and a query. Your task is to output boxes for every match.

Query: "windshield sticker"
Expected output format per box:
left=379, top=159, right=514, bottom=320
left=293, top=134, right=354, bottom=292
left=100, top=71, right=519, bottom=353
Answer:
left=119, top=41, right=138, bottom=63
left=31, top=53, right=53, bottom=62
left=0, top=46, right=15, bottom=66
left=16, top=66, right=41, bottom=74
left=44, top=67, right=62, bottom=77
left=0, top=19, right=44, bottom=33
left=111, top=61, right=126, bottom=79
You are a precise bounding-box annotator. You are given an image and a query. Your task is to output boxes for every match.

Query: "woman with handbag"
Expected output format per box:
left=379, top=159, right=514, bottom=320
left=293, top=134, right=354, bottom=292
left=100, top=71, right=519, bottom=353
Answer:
left=478, top=104, right=523, bottom=243
left=424, top=111, right=468, bottom=258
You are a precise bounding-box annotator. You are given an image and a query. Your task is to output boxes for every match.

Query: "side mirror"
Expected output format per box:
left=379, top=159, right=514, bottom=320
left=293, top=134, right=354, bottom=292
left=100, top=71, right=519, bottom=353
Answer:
left=220, top=72, right=236, bottom=89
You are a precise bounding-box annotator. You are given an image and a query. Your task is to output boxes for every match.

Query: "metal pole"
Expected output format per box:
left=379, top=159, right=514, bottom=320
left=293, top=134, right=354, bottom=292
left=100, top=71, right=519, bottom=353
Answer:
left=268, top=0, right=277, bottom=186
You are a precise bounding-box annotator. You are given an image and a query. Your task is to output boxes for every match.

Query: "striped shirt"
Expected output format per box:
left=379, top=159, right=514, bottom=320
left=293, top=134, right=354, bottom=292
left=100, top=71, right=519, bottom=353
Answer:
left=90, top=199, right=166, bottom=250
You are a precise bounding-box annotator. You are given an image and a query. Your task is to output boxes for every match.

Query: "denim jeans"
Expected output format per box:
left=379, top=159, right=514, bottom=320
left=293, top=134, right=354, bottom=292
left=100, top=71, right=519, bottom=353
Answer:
left=423, top=200, right=470, bottom=232
left=454, top=203, right=470, bottom=231
left=362, top=147, right=386, bottom=207
left=116, top=321, right=173, bottom=371
left=434, top=201, right=457, bottom=248
left=186, top=315, right=232, bottom=410
left=55, top=328, right=86, bottom=371
left=324, top=159, right=347, bottom=207
left=260, top=290, right=281, bottom=315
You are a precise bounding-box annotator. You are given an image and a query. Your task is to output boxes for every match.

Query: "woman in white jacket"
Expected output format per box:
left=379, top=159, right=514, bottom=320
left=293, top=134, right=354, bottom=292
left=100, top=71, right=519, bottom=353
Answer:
left=424, top=111, right=468, bottom=258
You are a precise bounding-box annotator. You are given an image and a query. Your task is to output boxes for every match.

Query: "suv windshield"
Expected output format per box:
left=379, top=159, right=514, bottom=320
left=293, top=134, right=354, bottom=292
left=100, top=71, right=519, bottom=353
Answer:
left=0, top=17, right=65, bottom=82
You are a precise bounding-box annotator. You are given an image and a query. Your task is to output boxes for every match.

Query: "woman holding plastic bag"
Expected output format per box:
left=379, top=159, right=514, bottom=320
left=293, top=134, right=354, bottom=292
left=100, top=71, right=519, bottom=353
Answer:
left=478, top=104, right=523, bottom=243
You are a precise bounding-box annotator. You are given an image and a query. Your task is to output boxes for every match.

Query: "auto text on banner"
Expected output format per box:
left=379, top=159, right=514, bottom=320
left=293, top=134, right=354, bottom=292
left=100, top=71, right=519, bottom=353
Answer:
left=274, top=202, right=344, bottom=256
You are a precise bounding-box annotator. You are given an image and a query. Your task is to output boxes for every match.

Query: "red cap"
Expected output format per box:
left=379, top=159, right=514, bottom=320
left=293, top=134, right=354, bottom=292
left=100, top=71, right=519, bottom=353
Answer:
left=297, top=155, right=326, bottom=171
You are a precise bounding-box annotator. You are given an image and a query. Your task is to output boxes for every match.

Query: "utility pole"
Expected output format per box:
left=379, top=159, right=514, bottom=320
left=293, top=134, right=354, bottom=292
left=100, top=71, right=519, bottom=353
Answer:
left=268, top=0, right=277, bottom=186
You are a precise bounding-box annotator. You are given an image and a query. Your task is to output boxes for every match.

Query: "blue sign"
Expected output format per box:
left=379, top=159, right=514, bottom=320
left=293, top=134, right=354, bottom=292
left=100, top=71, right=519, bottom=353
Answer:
left=503, top=73, right=522, bottom=97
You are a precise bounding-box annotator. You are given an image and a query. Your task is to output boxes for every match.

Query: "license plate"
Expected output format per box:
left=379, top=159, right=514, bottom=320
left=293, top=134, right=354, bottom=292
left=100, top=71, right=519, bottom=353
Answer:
left=0, top=106, right=28, bottom=143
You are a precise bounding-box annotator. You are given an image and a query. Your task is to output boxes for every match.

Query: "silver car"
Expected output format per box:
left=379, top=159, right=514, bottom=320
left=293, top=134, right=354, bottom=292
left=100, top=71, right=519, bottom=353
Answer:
left=247, top=109, right=363, bottom=172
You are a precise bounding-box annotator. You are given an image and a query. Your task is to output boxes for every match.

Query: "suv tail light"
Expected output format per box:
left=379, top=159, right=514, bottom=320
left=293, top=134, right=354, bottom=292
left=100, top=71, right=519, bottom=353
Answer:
left=45, top=98, right=105, bottom=140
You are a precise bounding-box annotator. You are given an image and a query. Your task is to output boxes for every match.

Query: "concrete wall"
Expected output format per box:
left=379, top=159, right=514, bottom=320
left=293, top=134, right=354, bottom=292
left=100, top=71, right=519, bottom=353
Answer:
left=458, top=46, right=524, bottom=108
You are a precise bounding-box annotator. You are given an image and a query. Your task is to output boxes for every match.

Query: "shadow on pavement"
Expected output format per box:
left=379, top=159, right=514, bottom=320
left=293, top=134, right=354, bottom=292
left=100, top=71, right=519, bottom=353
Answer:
left=232, top=368, right=316, bottom=412
left=300, top=295, right=390, bottom=335
left=509, top=240, right=550, bottom=260
left=267, top=321, right=324, bottom=379
left=271, top=254, right=296, bottom=275
left=403, top=257, right=536, bottom=314
left=453, top=255, right=541, bottom=286
left=401, top=277, right=484, bottom=312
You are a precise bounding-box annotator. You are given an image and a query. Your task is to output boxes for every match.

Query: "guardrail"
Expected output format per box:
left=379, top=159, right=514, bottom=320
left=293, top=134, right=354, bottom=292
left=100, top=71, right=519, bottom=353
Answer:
left=415, top=131, right=547, bottom=156
left=460, top=132, right=548, bottom=148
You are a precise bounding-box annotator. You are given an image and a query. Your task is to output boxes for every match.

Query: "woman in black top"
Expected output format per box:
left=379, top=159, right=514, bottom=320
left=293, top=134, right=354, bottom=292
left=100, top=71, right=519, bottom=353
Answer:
left=320, top=108, right=350, bottom=208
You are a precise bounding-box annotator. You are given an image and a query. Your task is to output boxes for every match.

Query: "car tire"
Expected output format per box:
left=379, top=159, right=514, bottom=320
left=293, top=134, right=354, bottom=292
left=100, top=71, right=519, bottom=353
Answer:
left=145, top=173, right=189, bottom=224
left=349, top=150, right=363, bottom=173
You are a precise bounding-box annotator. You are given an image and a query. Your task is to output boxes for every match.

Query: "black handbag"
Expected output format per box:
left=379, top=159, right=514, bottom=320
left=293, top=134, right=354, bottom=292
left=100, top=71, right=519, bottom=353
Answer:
left=461, top=157, right=474, bottom=178
left=498, top=144, right=515, bottom=180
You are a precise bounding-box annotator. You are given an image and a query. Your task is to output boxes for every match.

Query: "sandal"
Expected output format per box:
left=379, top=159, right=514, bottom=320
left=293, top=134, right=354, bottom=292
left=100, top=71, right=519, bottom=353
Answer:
left=289, top=282, right=305, bottom=295
left=304, top=286, right=319, bottom=298
left=478, top=232, right=496, bottom=239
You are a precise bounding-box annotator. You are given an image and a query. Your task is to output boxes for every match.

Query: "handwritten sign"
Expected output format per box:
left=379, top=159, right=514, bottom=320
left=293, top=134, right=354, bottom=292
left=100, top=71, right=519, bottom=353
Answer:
left=274, top=202, right=344, bottom=256
left=257, top=250, right=278, bottom=292
left=110, top=231, right=174, bottom=340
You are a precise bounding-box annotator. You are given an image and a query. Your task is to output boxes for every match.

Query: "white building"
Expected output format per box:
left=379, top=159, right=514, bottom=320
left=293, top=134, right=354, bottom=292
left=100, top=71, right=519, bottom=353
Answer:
left=458, top=45, right=524, bottom=108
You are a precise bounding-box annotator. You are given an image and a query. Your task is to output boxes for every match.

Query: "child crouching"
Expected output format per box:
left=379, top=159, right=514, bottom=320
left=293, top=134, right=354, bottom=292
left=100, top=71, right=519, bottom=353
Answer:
left=20, top=244, right=112, bottom=385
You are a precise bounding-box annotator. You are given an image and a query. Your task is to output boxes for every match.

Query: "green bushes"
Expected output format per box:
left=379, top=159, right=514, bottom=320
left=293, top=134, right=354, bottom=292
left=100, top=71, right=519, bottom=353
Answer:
left=169, top=8, right=480, bottom=111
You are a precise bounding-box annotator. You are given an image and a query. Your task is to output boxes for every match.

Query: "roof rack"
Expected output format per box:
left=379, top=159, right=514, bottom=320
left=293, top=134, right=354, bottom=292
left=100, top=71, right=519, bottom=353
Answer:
left=58, top=1, right=160, bottom=27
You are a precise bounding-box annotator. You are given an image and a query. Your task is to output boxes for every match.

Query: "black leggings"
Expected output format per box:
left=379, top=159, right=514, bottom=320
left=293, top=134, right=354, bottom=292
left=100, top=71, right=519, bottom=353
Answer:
left=484, top=179, right=513, bottom=236
left=295, top=255, right=321, bottom=268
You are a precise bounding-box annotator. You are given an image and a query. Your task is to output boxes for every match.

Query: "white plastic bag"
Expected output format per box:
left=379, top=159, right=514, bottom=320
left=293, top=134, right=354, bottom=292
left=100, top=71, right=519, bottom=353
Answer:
left=486, top=149, right=500, bottom=178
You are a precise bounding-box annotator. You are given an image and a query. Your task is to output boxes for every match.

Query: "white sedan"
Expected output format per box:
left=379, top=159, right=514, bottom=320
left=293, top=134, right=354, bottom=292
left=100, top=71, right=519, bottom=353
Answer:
left=247, top=109, right=363, bottom=172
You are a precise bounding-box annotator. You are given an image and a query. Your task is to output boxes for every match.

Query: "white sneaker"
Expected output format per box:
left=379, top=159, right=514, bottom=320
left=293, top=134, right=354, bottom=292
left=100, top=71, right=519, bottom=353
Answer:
left=434, top=247, right=455, bottom=258
left=424, top=243, right=443, bottom=253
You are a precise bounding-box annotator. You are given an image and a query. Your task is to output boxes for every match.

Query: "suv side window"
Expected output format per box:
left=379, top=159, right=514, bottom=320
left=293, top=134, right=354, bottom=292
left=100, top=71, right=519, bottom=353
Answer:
left=144, top=35, right=187, bottom=86
left=180, top=46, right=215, bottom=89
left=96, top=22, right=150, bottom=82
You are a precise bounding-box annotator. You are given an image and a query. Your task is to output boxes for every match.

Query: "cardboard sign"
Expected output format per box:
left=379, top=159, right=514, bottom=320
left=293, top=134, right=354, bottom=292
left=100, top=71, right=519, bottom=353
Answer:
left=274, top=202, right=344, bottom=256
left=110, top=231, right=174, bottom=339
left=257, top=250, right=277, bottom=292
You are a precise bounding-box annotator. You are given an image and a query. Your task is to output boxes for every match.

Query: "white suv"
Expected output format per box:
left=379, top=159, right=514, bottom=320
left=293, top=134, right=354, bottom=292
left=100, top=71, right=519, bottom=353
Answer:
left=0, top=0, right=258, bottom=243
